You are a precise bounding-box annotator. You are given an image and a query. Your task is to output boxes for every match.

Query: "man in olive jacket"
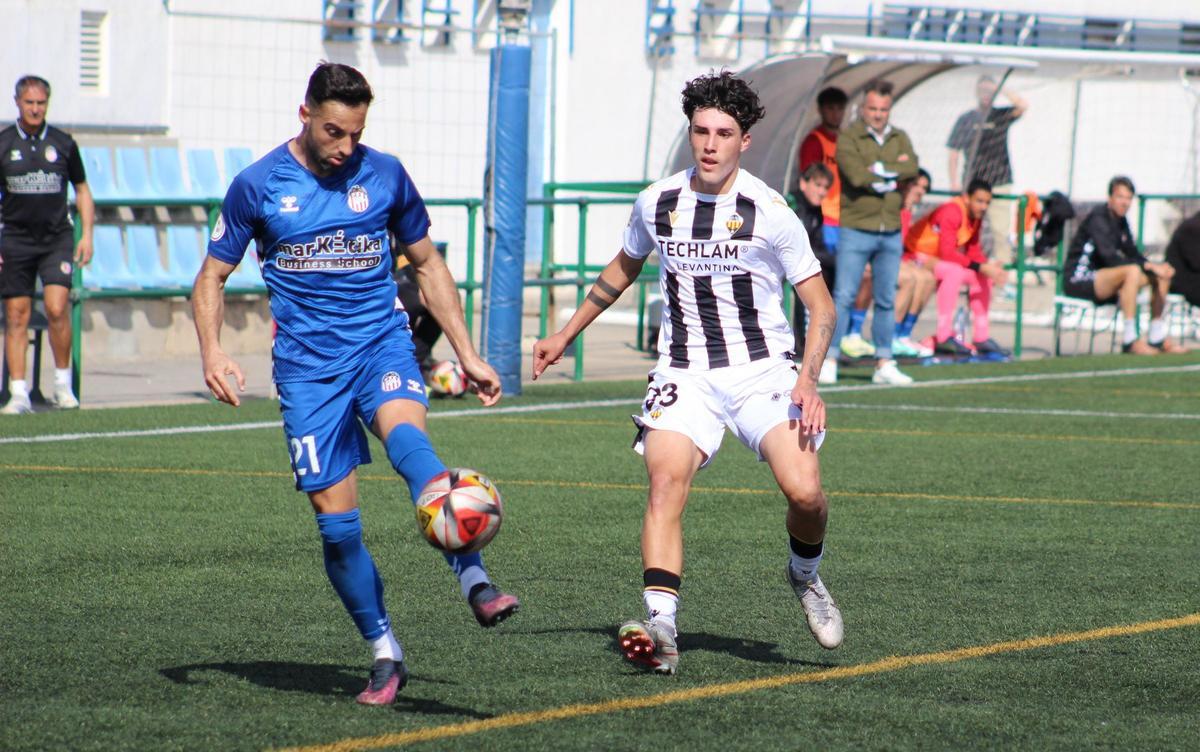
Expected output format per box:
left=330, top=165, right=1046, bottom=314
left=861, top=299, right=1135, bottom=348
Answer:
left=823, top=79, right=919, bottom=386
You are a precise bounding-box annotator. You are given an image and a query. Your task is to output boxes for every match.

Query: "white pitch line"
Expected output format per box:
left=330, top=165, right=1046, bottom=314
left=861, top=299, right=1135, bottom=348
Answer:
left=835, top=403, right=1200, bottom=421
left=0, top=363, right=1197, bottom=445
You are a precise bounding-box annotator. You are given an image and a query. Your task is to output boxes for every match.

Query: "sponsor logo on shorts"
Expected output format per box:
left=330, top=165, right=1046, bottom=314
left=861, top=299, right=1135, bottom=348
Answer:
left=44, top=145, right=57, bottom=162
left=381, top=371, right=403, bottom=392
left=725, top=212, right=743, bottom=233
left=60, top=261, right=72, bottom=275
left=771, top=392, right=783, bottom=401
left=650, top=408, right=663, bottom=420
left=407, top=378, right=424, bottom=394
left=347, top=185, right=369, bottom=213
left=280, top=195, right=299, bottom=213
left=210, top=213, right=226, bottom=241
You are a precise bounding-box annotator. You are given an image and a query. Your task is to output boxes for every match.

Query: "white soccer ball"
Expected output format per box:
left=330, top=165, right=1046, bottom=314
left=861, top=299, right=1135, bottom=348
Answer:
left=415, top=468, right=503, bottom=554
left=428, top=360, right=467, bottom=397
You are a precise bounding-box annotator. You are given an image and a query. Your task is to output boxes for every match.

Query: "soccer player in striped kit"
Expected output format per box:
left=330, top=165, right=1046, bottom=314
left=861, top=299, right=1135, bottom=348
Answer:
left=533, top=72, right=842, bottom=675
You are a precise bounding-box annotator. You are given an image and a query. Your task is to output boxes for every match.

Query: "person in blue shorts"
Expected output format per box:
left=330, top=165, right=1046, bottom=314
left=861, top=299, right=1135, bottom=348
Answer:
left=191, top=63, right=518, bottom=706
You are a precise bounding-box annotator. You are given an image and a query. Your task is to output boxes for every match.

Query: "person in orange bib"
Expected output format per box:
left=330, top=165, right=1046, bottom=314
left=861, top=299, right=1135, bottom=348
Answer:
left=906, top=179, right=1008, bottom=357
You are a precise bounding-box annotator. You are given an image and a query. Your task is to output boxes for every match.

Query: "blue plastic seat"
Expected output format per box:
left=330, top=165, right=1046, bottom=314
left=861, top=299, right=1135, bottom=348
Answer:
left=79, top=147, right=118, bottom=200
left=116, top=147, right=154, bottom=199
left=149, top=148, right=188, bottom=199
left=227, top=249, right=266, bottom=290
left=224, top=147, right=254, bottom=185
left=165, top=226, right=205, bottom=287
left=125, top=225, right=176, bottom=287
left=186, top=148, right=224, bottom=198
left=83, top=226, right=139, bottom=289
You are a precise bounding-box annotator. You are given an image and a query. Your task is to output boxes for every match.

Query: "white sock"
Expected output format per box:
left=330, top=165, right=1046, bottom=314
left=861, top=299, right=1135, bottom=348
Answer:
left=789, top=551, right=823, bottom=582
left=55, top=368, right=72, bottom=386
left=459, top=565, right=490, bottom=601
left=10, top=379, right=28, bottom=397
left=1123, top=325, right=1138, bottom=345
left=644, top=589, right=679, bottom=636
left=370, top=628, right=404, bottom=663
left=1148, top=318, right=1167, bottom=344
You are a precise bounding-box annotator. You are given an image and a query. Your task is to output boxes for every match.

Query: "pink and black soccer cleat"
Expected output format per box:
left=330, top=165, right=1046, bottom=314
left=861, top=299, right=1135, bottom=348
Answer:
left=356, top=659, right=409, bottom=705
left=469, top=584, right=520, bottom=627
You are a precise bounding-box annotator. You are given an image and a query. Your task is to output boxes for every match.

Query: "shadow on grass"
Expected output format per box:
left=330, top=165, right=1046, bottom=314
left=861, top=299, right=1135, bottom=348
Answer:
left=159, top=661, right=492, bottom=718
left=517, top=626, right=838, bottom=668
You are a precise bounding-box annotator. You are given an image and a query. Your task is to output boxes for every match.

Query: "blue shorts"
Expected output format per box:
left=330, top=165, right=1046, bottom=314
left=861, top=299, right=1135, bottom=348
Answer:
left=277, top=335, right=429, bottom=492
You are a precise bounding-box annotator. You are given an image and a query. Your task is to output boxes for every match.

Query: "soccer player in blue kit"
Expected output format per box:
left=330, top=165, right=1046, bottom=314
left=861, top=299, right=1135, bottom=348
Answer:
left=191, top=63, right=518, bottom=705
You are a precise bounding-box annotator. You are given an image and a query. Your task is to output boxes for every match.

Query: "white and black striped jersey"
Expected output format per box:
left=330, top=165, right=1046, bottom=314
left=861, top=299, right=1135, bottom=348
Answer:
left=624, top=167, right=822, bottom=371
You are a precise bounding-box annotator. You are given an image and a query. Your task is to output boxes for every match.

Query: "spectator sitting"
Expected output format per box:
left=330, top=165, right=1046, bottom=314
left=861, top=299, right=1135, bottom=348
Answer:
left=894, top=169, right=935, bottom=357
left=907, top=179, right=1009, bottom=357
left=1062, top=176, right=1186, bottom=354
left=1165, top=210, right=1200, bottom=308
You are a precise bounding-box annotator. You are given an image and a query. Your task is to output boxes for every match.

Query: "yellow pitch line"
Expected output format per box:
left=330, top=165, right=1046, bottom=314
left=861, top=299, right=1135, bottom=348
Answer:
left=2, top=465, right=1197, bottom=511
left=274, top=612, right=1200, bottom=752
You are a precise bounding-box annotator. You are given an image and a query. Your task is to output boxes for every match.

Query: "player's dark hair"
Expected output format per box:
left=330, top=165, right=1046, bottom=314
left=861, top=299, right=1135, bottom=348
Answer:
left=801, top=162, right=833, bottom=185
left=305, top=63, right=374, bottom=109
left=1108, top=175, right=1136, bottom=196
left=966, top=178, right=993, bottom=196
left=682, top=71, right=766, bottom=134
left=14, top=75, right=50, bottom=98
left=863, top=79, right=895, bottom=98
left=816, top=86, right=848, bottom=107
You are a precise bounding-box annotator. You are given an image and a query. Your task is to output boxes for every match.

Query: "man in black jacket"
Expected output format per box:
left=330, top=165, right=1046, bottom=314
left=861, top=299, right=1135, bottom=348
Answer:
left=1062, top=176, right=1184, bottom=354
left=792, top=162, right=834, bottom=353
left=1165, top=210, right=1200, bottom=308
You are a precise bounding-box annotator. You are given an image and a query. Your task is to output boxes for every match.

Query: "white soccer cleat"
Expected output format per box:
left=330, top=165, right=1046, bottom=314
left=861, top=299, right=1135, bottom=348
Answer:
left=872, top=359, right=913, bottom=385
left=818, top=358, right=838, bottom=385
left=51, top=385, right=79, bottom=409
left=787, top=568, right=844, bottom=650
left=618, top=619, right=679, bottom=675
left=1, top=392, right=33, bottom=415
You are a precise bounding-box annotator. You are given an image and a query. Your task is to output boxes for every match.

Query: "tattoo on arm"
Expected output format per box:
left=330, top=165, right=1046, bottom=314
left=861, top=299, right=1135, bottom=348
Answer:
left=586, top=290, right=614, bottom=310
left=805, top=315, right=835, bottom=382
left=594, top=277, right=622, bottom=299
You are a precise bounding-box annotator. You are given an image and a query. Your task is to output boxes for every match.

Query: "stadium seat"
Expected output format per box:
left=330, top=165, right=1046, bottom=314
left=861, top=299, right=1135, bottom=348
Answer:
left=227, top=250, right=266, bottom=290
left=224, top=147, right=254, bottom=184
left=165, top=225, right=205, bottom=287
left=84, top=226, right=139, bottom=289
left=125, top=225, right=176, bottom=287
left=149, top=147, right=189, bottom=198
left=79, top=147, right=118, bottom=200
left=116, top=147, right=154, bottom=199
left=186, top=148, right=224, bottom=198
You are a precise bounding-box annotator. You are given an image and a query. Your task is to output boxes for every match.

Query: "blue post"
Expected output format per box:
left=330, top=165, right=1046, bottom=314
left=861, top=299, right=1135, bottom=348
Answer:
left=482, top=44, right=531, bottom=396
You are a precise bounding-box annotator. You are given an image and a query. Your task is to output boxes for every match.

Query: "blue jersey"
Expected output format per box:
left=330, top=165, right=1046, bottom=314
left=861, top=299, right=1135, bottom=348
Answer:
left=208, top=142, right=431, bottom=383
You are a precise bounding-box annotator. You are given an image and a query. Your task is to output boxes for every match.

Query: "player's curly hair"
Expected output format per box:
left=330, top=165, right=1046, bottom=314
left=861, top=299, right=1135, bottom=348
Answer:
left=681, top=71, right=766, bottom=134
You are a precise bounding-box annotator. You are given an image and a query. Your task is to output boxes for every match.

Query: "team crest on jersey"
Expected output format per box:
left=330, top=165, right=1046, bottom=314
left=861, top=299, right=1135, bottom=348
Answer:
left=44, top=145, right=57, bottom=162
left=280, top=196, right=299, bottom=213
left=9, top=149, right=21, bottom=161
left=210, top=213, right=226, bottom=241
left=347, top=185, right=369, bottom=213
left=668, top=210, right=680, bottom=227
left=381, top=371, right=403, bottom=392
left=725, top=213, right=744, bottom=233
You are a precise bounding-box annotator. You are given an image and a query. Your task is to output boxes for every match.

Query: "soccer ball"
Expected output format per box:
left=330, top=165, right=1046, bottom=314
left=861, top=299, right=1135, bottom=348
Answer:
left=428, top=360, right=467, bottom=397
left=415, top=468, right=502, bottom=554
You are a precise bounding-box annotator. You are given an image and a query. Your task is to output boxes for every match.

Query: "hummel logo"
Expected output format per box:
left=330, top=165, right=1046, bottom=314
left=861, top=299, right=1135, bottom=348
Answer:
left=280, top=196, right=299, bottom=213
left=668, top=210, right=680, bottom=227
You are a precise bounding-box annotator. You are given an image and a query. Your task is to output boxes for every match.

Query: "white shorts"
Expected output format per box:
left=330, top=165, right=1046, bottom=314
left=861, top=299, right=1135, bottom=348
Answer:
left=632, top=357, right=826, bottom=467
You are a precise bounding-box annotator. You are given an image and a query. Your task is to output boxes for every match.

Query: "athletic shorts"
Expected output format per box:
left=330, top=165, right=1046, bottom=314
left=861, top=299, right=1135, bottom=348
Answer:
left=1061, top=275, right=1117, bottom=306
left=632, top=357, right=826, bottom=468
left=0, top=229, right=74, bottom=298
left=276, top=334, right=429, bottom=493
